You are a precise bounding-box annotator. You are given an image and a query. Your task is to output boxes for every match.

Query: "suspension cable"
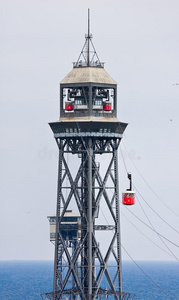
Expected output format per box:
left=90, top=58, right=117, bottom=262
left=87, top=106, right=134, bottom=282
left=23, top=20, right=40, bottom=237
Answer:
left=100, top=203, right=175, bottom=299
left=120, top=145, right=179, bottom=257
left=120, top=210, right=175, bottom=258
left=120, top=143, right=179, bottom=218
left=125, top=207, right=179, bottom=249
left=121, top=245, right=173, bottom=300
left=106, top=183, right=177, bottom=259
left=133, top=184, right=179, bottom=234
left=134, top=193, right=179, bottom=260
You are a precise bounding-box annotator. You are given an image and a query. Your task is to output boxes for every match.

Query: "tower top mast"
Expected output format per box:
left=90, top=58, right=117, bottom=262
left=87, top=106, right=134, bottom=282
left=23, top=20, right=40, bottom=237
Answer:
left=87, top=8, right=90, bottom=66
left=87, top=8, right=92, bottom=67
left=74, top=9, right=104, bottom=68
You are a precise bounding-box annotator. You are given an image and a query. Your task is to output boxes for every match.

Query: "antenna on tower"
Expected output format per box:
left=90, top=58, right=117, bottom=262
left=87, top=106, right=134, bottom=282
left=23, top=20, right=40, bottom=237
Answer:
left=73, top=9, right=104, bottom=68
left=88, top=8, right=90, bottom=36
left=87, top=8, right=90, bottom=66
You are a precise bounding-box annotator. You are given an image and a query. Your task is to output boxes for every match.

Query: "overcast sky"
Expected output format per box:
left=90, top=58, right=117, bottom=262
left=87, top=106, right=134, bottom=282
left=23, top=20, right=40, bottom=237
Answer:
left=0, top=0, right=179, bottom=262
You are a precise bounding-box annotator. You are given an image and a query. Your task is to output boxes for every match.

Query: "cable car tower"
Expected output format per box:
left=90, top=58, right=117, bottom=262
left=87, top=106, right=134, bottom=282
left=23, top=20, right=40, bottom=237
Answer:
left=42, top=10, right=134, bottom=300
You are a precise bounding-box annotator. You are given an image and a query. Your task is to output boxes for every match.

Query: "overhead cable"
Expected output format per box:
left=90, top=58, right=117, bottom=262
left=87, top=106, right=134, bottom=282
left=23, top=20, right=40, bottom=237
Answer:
left=120, top=143, right=179, bottom=218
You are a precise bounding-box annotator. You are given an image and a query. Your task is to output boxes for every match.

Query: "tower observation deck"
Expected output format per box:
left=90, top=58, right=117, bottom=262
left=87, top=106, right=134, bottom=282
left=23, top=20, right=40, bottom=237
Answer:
left=42, top=9, right=135, bottom=300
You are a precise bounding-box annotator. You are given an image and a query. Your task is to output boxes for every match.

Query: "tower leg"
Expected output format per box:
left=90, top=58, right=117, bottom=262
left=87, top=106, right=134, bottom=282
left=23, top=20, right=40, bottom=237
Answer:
left=114, top=148, right=122, bottom=299
left=53, top=144, right=63, bottom=299
left=87, top=138, right=93, bottom=299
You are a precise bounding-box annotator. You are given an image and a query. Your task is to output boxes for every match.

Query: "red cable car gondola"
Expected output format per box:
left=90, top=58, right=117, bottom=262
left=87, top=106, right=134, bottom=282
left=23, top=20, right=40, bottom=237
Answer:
left=122, top=173, right=135, bottom=205
left=122, top=192, right=135, bottom=205
left=65, top=101, right=74, bottom=111
left=103, top=101, right=112, bottom=111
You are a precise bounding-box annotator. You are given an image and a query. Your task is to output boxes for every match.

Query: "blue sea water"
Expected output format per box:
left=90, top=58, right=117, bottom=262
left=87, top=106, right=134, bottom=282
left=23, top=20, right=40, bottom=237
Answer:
left=0, top=261, right=178, bottom=300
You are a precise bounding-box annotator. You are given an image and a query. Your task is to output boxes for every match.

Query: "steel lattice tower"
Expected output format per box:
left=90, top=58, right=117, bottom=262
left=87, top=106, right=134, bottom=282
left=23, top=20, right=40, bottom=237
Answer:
left=42, top=10, right=134, bottom=300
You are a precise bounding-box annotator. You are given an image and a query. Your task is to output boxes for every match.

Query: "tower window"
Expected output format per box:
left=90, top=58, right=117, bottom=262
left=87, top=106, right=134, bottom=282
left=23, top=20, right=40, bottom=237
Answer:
left=75, top=99, right=83, bottom=105
left=94, top=99, right=102, bottom=106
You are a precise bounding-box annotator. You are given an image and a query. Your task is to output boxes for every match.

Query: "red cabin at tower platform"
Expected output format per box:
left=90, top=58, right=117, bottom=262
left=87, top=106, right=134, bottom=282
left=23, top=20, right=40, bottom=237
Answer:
left=103, top=101, right=112, bottom=111
left=65, top=101, right=74, bottom=111
left=122, top=192, right=135, bottom=205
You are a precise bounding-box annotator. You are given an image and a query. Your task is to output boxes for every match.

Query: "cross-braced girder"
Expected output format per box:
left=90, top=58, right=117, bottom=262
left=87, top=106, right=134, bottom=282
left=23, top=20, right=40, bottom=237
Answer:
left=55, top=137, right=120, bottom=154
left=42, top=135, right=134, bottom=300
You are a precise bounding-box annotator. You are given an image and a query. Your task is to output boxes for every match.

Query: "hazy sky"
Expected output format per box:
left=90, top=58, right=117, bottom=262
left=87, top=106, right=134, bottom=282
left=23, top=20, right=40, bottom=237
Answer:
left=1, top=0, right=179, bottom=262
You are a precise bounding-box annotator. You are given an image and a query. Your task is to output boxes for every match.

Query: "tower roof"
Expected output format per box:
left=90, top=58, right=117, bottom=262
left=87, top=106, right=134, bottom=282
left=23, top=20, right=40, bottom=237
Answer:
left=60, top=67, right=117, bottom=85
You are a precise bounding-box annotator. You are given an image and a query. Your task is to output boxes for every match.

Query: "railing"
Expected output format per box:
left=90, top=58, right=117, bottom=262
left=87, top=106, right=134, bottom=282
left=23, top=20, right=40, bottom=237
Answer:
left=73, top=61, right=105, bottom=68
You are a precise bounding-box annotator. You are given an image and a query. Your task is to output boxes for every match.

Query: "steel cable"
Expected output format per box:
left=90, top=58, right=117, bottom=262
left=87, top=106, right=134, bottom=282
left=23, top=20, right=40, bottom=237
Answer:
left=120, top=142, right=179, bottom=218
